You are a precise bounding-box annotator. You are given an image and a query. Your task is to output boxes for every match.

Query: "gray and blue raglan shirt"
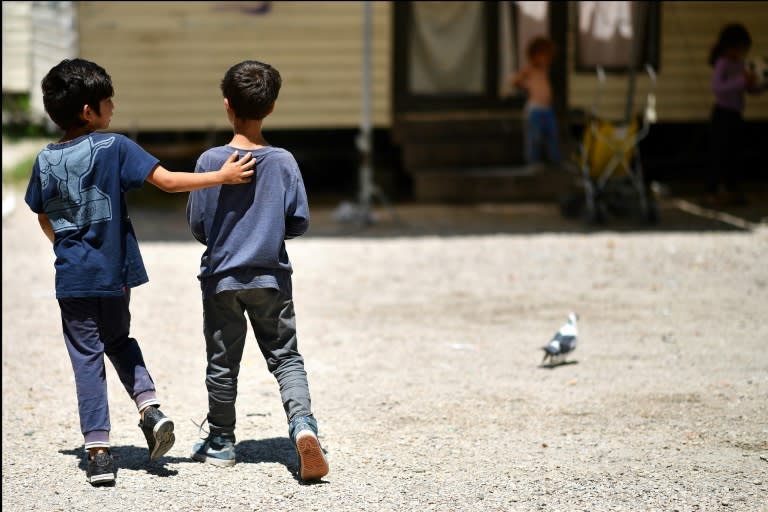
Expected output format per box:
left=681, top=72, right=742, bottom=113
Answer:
left=186, top=145, right=309, bottom=299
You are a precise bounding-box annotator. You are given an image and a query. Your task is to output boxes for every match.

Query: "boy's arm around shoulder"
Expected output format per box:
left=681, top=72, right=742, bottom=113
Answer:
left=146, top=151, right=255, bottom=193
left=284, top=157, right=310, bottom=239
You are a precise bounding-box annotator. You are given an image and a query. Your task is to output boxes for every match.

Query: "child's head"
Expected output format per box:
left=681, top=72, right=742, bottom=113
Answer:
left=527, top=36, right=556, bottom=68
left=709, top=23, right=752, bottom=66
left=42, top=59, right=114, bottom=131
left=220, top=60, right=282, bottom=121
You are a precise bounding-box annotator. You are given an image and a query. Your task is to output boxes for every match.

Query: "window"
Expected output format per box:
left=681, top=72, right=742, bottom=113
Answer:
left=576, top=1, right=660, bottom=72
left=393, top=1, right=567, bottom=113
left=499, top=1, right=550, bottom=97
left=408, top=2, right=487, bottom=95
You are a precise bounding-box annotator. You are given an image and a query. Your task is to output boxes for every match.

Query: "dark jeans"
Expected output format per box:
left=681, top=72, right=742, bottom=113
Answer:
left=59, top=290, right=158, bottom=447
left=708, top=104, right=745, bottom=195
left=202, top=287, right=312, bottom=438
left=526, top=106, right=562, bottom=164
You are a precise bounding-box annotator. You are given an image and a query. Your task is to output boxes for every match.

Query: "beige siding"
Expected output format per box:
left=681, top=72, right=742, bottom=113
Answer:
left=78, top=1, right=392, bottom=131
left=41, top=1, right=768, bottom=130
left=567, top=1, right=768, bottom=122
left=29, top=1, right=79, bottom=124
left=2, top=1, right=33, bottom=93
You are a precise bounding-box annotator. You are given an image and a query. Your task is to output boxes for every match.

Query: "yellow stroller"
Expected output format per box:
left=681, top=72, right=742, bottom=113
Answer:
left=574, top=65, right=659, bottom=224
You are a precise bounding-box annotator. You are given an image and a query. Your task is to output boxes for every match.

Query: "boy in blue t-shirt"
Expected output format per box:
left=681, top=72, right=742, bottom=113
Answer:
left=24, top=58, right=255, bottom=486
left=186, top=60, right=328, bottom=482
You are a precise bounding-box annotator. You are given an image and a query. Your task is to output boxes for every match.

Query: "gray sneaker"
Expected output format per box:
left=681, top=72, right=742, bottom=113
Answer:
left=191, top=435, right=236, bottom=467
left=289, top=415, right=329, bottom=481
left=139, top=406, right=175, bottom=461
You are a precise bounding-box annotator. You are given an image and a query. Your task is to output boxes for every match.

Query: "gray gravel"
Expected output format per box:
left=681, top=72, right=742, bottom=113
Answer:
left=2, top=187, right=768, bottom=511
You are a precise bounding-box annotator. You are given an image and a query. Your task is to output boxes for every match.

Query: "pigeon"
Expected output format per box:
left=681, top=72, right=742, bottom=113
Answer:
left=542, top=313, right=579, bottom=365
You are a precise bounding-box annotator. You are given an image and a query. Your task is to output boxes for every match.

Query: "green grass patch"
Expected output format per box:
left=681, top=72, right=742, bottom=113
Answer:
left=2, top=154, right=36, bottom=186
left=2, top=123, right=49, bottom=141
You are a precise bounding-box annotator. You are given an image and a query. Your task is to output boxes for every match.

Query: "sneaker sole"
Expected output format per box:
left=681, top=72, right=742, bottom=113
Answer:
left=296, top=431, right=329, bottom=481
left=190, top=451, right=236, bottom=467
left=87, top=472, right=115, bottom=485
left=149, top=418, right=175, bottom=461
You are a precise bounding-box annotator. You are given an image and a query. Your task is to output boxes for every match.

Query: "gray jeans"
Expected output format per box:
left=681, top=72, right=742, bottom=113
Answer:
left=202, top=287, right=312, bottom=437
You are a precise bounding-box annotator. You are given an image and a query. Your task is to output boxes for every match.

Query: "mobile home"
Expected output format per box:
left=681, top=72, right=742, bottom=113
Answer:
left=4, top=1, right=767, bottom=200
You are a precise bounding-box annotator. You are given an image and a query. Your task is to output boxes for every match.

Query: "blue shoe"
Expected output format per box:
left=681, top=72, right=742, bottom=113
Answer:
left=191, top=434, right=236, bottom=467
left=289, top=416, right=329, bottom=481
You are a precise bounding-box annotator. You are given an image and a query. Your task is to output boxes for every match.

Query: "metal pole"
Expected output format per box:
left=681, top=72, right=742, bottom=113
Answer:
left=624, top=2, right=643, bottom=124
left=357, top=0, right=374, bottom=225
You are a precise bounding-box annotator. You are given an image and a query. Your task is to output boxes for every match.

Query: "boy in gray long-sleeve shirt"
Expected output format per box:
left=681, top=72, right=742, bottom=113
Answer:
left=186, top=60, right=328, bottom=482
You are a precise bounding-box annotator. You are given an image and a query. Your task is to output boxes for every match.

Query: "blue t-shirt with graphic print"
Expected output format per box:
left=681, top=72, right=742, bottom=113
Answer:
left=24, top=132, right=159, bottom=298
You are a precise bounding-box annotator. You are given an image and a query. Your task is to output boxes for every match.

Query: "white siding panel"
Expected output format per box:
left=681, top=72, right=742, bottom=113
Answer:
left=78, top=1, right=392, bottom=131
left=28, top=1, right=78, bottom=123
left=39, top=2, right=768, bottom=130
left=2, top=1, right=33, bottom=93
left=567, top=1, right=768, bottom=122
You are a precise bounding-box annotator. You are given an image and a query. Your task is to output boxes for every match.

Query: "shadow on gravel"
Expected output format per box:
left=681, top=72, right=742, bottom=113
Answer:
left=60, top=440, right=330, bottom=484
left=59, top=446, right=181, bottom=477
left=236, top=437, right=294, bottom=466
left=124, top=197, right=767, bottom=242
left=538, top=360, right=580, bottom=370
left=237, top=437, right=329, bottom=485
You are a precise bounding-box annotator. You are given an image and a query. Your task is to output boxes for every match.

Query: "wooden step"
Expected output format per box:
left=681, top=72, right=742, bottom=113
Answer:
left=411, top=165, right=575, bottom=202
left=393, top=112, right=529, bottom=171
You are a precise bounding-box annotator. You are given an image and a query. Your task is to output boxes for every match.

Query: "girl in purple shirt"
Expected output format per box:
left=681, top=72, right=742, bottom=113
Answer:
left=706, top=23, right=762, bottom=206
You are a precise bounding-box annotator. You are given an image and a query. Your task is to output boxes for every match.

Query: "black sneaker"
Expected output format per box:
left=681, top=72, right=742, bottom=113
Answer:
left=139, top=406, right=175, bottom=461
left=86, top=451, right=116, bottom=486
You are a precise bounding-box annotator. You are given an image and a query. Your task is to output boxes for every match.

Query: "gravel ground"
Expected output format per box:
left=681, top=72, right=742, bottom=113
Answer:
left=3, top=178, right=768, bottom=511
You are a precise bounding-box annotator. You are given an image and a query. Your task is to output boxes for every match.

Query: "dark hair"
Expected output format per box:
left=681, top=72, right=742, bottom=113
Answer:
left=708, top=23, right=752, bottom=66
left=527, top=35, right=556, bottom=61
left=41, top=58, right=114, bottom=130
left=221, top=60, right=282, bottom=120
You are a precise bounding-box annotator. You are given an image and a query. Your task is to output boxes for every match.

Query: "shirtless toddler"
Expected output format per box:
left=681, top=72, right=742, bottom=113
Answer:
left=510, top=36, right=561, bottom=166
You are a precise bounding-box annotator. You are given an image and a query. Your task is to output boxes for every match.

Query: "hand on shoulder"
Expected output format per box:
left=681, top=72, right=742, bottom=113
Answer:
left=219, top=151, right=256, bottom=184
